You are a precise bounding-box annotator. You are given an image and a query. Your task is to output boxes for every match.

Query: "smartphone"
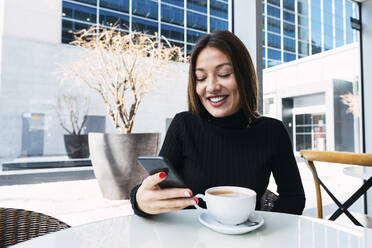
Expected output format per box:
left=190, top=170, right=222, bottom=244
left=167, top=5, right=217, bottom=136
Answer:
left=137, top=156, right=187, bottom=188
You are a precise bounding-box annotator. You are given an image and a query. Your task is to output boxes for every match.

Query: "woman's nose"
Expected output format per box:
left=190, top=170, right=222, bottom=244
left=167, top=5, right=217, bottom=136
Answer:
left=206, top=76, right=220, bottom=93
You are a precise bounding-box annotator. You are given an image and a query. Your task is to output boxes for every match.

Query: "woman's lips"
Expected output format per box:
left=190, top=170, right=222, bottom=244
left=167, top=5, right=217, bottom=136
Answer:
left=207, top=95, right=228, bottom=107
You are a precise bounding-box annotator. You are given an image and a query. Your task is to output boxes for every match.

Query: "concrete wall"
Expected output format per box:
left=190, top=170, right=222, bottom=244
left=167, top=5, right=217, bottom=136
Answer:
left=233, top=0, right=263, bottom=114
left=2, top=0, right=61, bottom=43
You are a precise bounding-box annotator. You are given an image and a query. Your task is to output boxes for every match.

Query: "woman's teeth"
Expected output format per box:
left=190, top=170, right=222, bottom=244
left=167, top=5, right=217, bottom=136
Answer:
left=209, top=96, right=226, bottom=103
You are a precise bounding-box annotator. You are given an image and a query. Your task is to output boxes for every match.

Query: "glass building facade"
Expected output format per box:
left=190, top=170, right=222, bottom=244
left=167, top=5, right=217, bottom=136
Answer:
left=62, top=0, right=231, bottom=55
left=262, top=0, right=359, bottom=68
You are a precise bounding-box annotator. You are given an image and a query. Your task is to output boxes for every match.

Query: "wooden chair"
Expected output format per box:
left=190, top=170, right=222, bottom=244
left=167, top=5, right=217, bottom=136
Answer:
left=0, top=208, right=70, bottom=247
left=300, top=150, right=372, bottom=227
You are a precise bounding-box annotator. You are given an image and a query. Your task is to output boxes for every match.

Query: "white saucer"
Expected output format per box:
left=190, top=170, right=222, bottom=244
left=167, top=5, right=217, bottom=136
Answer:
left=198, top=212, right=264, bottom=235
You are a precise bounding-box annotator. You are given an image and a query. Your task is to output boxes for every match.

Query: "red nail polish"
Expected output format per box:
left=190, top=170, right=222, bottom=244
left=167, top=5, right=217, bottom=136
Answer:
left=159, top=172, right=166, bottom=179
left=188, top=191, right=192, bottom=197
left=194, top=198, right=198, bottom=204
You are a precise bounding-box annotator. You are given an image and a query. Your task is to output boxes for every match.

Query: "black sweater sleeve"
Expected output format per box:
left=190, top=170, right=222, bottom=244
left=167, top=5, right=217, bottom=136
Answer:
left=271, top=122, right=306, bottom=214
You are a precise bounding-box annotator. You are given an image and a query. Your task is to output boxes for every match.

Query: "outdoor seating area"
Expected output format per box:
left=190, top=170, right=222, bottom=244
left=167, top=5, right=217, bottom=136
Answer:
left=1, top=0, right=372, bottom=247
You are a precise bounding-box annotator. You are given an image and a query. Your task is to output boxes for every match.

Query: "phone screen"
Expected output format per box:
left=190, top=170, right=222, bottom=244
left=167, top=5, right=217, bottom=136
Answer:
left=137, top=156, right=186, bottom=188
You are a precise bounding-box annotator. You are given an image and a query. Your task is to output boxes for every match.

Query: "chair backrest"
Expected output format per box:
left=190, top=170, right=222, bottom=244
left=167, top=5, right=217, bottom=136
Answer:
left=299, top=150, right=372, bottom=218
left=0, top=208, right=70, bottom=247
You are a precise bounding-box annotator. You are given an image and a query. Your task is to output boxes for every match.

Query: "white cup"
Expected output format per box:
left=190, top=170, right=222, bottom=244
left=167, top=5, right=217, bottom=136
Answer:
left=194, top=186, right=257, bottom=225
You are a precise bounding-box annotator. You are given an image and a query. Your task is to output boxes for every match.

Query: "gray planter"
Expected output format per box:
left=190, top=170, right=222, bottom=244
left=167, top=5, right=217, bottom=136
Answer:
left=88, top=133, right=160, bottom=200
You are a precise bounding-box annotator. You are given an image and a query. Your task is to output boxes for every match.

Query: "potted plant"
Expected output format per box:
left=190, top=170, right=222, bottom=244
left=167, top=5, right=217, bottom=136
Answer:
left=56, top=94, right=90, bottom=159
left=62, top=25, right=186, bottom=199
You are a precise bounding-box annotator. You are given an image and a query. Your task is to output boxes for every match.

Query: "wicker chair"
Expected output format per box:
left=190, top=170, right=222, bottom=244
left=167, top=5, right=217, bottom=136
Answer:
left=0, top=208, right=70, bottom=247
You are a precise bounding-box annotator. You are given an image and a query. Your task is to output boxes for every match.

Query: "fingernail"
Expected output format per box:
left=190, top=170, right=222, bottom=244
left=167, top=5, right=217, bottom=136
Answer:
left=159, top=172, right=166, bottom=179
left=184, top=191, right=192, bottom=197
left=193, top=198, right=198, bottom=205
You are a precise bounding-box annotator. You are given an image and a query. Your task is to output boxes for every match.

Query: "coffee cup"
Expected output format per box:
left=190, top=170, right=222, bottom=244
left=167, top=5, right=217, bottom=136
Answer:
left=194, top=186, right=256, bottom=225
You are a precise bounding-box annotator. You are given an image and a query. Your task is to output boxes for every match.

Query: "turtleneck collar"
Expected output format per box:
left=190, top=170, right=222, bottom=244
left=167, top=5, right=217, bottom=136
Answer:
left=207, top=110, right=249, bottom=129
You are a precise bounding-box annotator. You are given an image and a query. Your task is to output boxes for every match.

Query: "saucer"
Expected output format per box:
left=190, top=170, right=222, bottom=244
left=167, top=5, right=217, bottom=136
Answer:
left=198, top=212, right=264, bottom=235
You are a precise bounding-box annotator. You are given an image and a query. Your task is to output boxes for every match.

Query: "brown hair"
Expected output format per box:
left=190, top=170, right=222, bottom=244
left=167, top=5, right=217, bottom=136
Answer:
left=187, top=30, right=259, bottom=121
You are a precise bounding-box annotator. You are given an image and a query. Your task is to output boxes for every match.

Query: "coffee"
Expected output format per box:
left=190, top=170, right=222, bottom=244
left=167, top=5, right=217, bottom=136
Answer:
left=209, top=190, right=247, bottom=198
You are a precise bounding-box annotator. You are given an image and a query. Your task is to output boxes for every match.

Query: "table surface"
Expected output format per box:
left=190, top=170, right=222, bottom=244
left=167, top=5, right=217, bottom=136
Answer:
left=343, top=166, right=372, bottom=180
left=12, top=210, right=372, bottom=248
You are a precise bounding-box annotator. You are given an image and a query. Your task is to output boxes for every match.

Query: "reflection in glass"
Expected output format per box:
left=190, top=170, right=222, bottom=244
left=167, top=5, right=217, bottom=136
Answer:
left=161, top=4, right=184, bottom=26
left=267, top=5, right=280, bottom=18
left=100, top=0, right=129, bottom=13
left=284, top=37, right=295, bottom=52
left=62, top=20, right=91, bottom=44
left=283, top=22, right=295, bottom=38
left=99, top=10, right=129, bottom=30
left=268, top=48, right=281, bottom=61
left=187, top=0, right=207, bottom=13
left=210, top=0, right=228, bottom=19
left=268, top=33, right=281, bottom=49
left=132, top=17, right=158, bottom=35
left=267, top=17, right=280, bottom=34
left=187, top=11, right=207, bottom=32
left=163, top=0, right=184, bottom=7
left=267, top=0, right=280, bottom=7
left=284, top=52, right=296, bottom=62
left=132, top=0, right=158, bottom=20
left=75, top=0, right=97, bottom=6
left=161, top=24, right=184, bottom=42
left=63, top=2, right=96, bottom=23
left=187, top=30, right=205, bottom=43
left=210, top=18, right=228, bottom=32
left=283, top=0, right=294, bottom=11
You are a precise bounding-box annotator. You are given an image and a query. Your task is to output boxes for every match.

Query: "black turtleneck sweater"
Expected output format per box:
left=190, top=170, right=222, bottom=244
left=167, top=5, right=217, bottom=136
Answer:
left=130, top=111, right=305, bottom=216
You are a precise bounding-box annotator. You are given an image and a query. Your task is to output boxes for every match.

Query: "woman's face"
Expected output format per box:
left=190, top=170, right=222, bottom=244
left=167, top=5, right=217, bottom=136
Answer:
left=195, top=47, right=240, bottom=118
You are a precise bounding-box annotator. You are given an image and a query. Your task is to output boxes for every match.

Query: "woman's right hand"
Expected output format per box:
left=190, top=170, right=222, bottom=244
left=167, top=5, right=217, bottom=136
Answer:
left=136, top=172, right=198, bottom=215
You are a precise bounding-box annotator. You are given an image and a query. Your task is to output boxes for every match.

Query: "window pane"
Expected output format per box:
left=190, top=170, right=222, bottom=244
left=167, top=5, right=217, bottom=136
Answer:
left=268, top=33, right=281, bottom=49
left=210, top=0, right=228, bottom=19
left=163, top=0, right=184, bottom=7
left=187, top=0, right=207, bottom=13
left=284, top=52, right=296, bottom=62
left=298, top=40, right=309, bottom=55
left=283, top=22, right=295, bottom=38
left=298, top=15, right=308, bottom=27
left=62, top=19, right=91, bottom=44
left=63, top=2, right=96, bottom=23
left=297, top=0, right=308, bottom=15
left=298, top=26, right=308, bottom=41
left=99, top=10, right=129, bottom=30
left=132, top=17, right=158, bottom=35
left=187, top=11, right=207, bottom=31
left=187, top=30, right=205, bottom=43
left=132, top=0, right=158, bottom=20
left=210, top=18, right=228, bottom=32
left=267, top=17, right=280, bottom=34
left=284, top=37, right=295, bottom=52
left=75, top=0, right=97, bottom=6
left=283, top=0, right=295, bottom=11
left=161, top=4, right=184, bottom=26
left=283, top=11, right=295, bottom=22
left=268, top=48, right=281, bottom=61
left=161, top=24, right=184, bottom=42
left=267, top=5, right=280, bottom=18
left=100, top=0, right=129, bottom=13
left=268, top=0, right=280, bottom=7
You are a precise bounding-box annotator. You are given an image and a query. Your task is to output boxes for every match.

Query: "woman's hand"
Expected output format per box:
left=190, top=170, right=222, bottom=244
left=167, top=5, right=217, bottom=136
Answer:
left=136, top=172, right=198, bottom=214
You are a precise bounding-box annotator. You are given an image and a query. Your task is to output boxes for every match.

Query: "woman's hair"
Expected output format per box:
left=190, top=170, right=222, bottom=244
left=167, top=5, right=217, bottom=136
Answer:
left=187, top=30, right=259, bottom=120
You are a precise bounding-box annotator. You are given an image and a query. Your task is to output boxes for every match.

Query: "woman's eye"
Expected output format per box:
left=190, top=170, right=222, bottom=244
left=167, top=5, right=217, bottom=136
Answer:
left=196, top=77, right=206, bottom=82
left=219, top=73, right=231, bottom=78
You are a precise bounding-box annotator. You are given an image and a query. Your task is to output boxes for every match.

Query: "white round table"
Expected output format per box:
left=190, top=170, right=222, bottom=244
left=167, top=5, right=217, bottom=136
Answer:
left=12, top=210, right=372, bottom=248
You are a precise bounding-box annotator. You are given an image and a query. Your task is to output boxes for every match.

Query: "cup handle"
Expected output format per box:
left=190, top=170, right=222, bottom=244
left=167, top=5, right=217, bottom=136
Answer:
left=194, top=194, right=207, bottom=212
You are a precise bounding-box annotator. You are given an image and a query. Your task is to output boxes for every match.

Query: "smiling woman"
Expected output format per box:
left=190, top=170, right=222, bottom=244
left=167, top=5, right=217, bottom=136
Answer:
left=131, top=30, right=306, bottom=217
